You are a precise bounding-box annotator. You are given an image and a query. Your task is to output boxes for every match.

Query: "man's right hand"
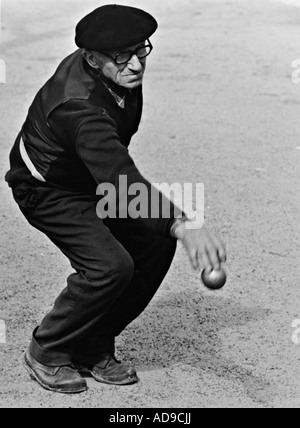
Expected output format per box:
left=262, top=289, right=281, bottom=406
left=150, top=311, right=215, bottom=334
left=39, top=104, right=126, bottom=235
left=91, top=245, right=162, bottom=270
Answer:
left=172, top=221, right=227, bottom=273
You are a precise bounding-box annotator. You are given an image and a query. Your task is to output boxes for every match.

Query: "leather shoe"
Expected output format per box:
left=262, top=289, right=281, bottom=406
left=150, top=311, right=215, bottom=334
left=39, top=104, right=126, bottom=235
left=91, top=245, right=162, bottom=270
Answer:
left=75, top=353, right=139, bottom=385
left=24, top=349, right=88, bottom=394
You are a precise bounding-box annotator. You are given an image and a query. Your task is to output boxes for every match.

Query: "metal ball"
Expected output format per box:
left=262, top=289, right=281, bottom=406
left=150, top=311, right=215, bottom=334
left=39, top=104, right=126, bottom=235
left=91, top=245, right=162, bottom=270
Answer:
left=201, top=268, right=227, bottom=290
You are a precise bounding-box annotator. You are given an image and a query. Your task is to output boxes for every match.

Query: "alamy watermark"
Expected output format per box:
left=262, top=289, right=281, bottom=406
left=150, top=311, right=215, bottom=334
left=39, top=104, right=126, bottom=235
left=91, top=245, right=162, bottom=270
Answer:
left=0, top=58, right=5, bottom=83
left=0, top=0, right=6, bottom=84
left=0, top=320, right=6, bottom=344
left=96, top=177, right=205, bottom=229
left=292, top=319, right=300, bottom=345
left=292, top=59, right=300, bottom=84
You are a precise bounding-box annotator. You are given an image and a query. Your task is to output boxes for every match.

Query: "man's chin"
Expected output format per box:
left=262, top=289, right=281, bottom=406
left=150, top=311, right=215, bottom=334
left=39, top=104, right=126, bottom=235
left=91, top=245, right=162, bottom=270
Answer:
left=121, top=79, right=143, bottom=89
left=118, top=73, right=144, bottom=88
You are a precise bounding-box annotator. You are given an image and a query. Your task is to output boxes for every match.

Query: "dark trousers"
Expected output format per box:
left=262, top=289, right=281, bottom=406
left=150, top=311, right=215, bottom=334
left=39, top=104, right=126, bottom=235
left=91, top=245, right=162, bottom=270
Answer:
left=11, top=178, right=176, bottom=367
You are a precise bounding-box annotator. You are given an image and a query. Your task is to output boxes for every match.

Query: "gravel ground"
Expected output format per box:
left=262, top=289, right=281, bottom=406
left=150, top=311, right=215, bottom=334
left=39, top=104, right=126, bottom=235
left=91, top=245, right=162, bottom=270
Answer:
left=0, top=0, right=299, bottom=408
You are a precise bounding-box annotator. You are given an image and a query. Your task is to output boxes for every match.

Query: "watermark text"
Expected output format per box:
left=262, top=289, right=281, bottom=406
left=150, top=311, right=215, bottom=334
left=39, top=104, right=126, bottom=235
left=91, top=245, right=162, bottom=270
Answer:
left=96, top=177, right=205, bottom=229
left=0, top=320, right=6, bottom=344
left=292, top=59, right=300, bottom=84
left=0, top=58, right=6, bottom=83
left=292, top=319, right=300, bottom=345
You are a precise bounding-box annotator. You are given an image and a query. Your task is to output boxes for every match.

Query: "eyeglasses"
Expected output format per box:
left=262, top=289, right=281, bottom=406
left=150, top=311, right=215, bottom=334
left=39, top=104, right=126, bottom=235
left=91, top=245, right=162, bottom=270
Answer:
left=102, top=40, right=153, bottom=65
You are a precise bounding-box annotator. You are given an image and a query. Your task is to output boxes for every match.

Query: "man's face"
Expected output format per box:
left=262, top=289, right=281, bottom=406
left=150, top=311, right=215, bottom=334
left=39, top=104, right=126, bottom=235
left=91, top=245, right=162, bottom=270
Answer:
left=90, top=42, right=148, bottom=89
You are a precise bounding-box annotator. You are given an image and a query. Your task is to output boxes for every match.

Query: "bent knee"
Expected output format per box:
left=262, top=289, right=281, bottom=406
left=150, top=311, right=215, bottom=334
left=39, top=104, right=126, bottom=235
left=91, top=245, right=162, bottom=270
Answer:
left=82, top=247, right=134, bottom=286
left=82, top=239, right=175, bottom=285
left=111, top=249, right=135, bottom=285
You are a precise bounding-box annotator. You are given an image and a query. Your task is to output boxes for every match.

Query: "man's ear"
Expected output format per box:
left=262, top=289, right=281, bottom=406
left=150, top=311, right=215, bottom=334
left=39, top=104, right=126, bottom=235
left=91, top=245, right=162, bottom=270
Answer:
left=82, top=50, right=100, bottom=70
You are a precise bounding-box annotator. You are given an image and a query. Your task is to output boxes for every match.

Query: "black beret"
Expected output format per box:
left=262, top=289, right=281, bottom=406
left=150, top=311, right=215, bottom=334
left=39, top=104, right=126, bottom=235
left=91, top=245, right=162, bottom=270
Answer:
left=75, top=4, right=158, bottom=52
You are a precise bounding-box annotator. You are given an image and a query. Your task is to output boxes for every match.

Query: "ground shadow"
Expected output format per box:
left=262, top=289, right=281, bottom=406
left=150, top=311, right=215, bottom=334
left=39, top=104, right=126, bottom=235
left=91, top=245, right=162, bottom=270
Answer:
left=117, top=289, right=276, bottom=406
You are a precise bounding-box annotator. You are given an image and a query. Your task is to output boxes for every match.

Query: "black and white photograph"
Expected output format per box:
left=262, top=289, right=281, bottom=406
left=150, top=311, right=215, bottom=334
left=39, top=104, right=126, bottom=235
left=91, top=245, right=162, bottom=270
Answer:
left=0, top=0, right=299, bottom=410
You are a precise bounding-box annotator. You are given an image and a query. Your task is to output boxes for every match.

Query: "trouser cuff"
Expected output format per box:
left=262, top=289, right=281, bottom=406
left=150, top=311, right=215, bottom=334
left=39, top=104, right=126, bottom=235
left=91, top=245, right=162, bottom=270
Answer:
left=29, top=328, right=73, bottom=367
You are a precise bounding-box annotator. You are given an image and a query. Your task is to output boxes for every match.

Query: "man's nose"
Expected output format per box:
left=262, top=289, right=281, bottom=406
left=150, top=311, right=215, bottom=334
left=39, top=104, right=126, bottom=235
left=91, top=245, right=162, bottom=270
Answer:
left=127, top=54, right=143, bottom=72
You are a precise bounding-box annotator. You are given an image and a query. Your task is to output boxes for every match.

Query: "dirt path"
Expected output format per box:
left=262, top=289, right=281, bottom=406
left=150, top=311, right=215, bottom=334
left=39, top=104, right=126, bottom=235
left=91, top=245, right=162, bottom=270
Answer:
left=0, top=0, right=299, bottom=408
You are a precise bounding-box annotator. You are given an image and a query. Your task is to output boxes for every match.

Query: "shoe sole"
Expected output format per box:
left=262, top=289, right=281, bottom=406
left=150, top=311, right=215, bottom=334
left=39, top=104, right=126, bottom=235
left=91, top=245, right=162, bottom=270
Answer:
left=77, top=366, right=139, bottom=386
left=24, top=354, right=88, bottom=394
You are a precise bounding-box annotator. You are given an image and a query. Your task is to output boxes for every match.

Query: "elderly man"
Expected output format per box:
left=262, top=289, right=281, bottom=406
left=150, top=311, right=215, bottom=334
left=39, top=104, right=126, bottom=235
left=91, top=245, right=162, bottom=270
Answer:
left=5, top=5, right=226, bottom=394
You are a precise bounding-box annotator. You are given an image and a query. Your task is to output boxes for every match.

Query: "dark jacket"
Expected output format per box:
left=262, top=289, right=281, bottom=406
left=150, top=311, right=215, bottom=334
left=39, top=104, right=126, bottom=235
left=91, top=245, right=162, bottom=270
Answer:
left=6, top=49, right=180, bottom=236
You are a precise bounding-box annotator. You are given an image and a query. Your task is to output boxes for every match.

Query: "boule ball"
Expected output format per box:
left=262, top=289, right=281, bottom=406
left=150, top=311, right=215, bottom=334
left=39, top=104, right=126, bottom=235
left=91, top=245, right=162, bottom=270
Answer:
left=201, top=268, right=227, bottom=290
